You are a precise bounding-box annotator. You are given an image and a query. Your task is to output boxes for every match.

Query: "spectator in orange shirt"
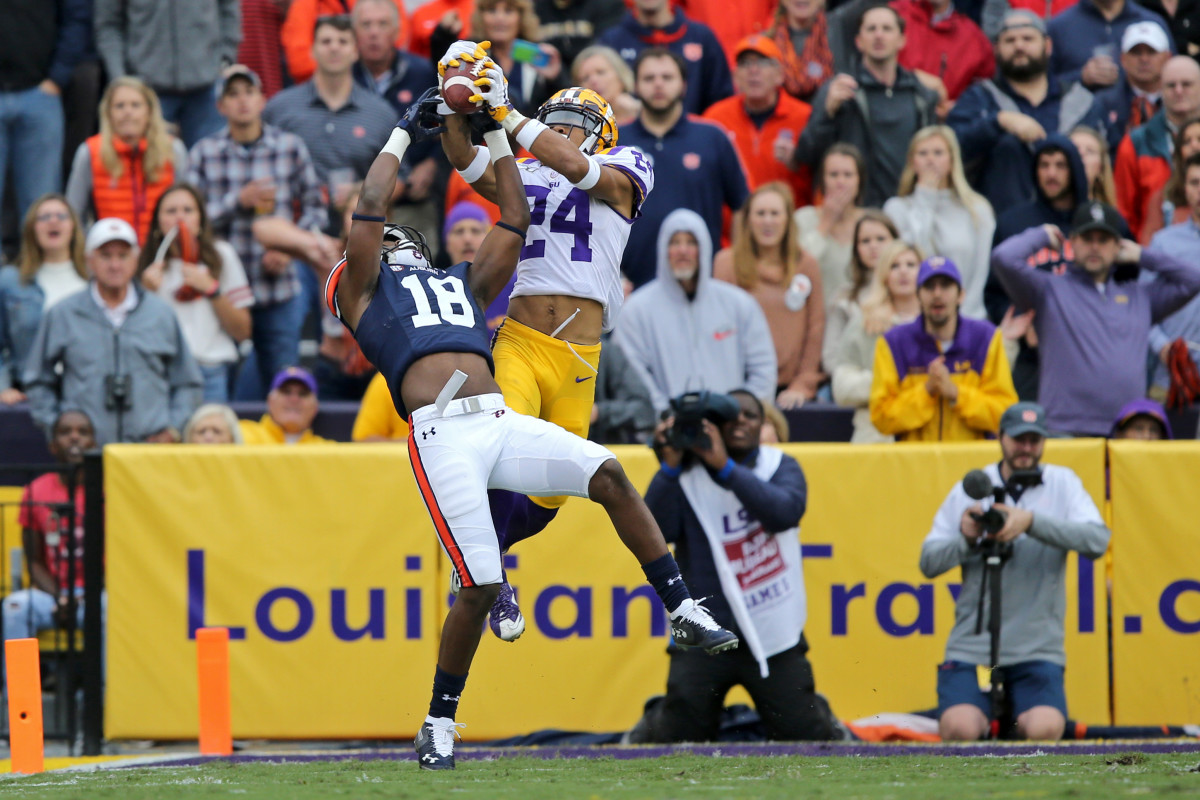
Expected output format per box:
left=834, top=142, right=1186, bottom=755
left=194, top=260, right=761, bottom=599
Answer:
left=281, top=0, right=409, bottom=83
left=703, top=35, right=814, bottom=208
left=410, top=0, right=474, bottom=61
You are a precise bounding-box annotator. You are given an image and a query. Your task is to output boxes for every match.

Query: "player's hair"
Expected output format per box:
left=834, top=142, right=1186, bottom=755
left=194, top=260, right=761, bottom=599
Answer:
left=138, top=183, right=225, bottom=280
left=848, top=209, right=899, bottom=301
left=1069, top=125, right=1118, bottom=207
left=350, top=0, right=399, bottom=28
left=472, top=0, right=541, bottom=44
left=97, top=76, right=173, bottom=185
left=183, top=404, right=245, bottom=444
left=860, top=239, right=925, bottom=336
left=814, top=143, right=866, bottom=206
left=572, top=45, right=635, bottom=95
left=857, top=3, right=905, bottom=34
left=16, top=193, right=87, bottom=285
left=634, top=47, right=687, bottom=83
left=729, top=182, right=806, bottom=292
left=895, top=126, right=989, bottom=226
left=1164, top=116, right=1200, bottom=208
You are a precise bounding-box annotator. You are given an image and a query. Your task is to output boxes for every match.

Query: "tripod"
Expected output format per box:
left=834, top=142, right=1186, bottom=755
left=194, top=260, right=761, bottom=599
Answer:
left=974, top=535, right=1013, bottom=739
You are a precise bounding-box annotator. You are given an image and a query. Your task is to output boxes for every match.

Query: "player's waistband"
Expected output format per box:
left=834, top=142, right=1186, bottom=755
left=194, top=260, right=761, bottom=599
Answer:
left=409, top=393, right=506, bottom=424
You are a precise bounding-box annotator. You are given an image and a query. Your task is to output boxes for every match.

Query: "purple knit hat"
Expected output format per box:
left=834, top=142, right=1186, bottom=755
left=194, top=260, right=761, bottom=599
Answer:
left=443, top=202, right=491, bottom=241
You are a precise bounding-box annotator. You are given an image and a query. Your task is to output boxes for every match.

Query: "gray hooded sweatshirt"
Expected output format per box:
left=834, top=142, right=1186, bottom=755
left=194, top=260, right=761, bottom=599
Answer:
left=614, top=209, right=777, bottom=413
left=23, top=285, right=202, bottom=445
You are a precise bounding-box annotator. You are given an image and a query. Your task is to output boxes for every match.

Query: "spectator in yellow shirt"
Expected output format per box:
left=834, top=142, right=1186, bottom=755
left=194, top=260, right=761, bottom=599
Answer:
left=239, top=366, right=332, bottom=445
left=351, top=372, right=409, bottom=441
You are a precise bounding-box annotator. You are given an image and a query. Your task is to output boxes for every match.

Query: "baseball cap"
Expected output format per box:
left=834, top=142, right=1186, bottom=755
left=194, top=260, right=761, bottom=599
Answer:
left=1071, top=201, right=1124, bottom=239
left=1122, top=21, right=1170, bottom=53
left=1112, top=398, right=1173, bottom=438
left=917, top=256, right=962, bottom=288
left=734, top=34, right=783, bottom=63
left=220, top=64, right=262, bottom=95
left=1000, top=402, right=1049, bottom=438
left=85, top=218, right=139, bottom=255
left=997, top=9, right=1046, bottom=36
left=269, top=366, right=318, bottom=395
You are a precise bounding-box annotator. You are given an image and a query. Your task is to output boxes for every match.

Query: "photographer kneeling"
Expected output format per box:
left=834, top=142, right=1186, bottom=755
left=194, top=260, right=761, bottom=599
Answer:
left=626, top=389, right=839, bottom=743
left=921, top=402, right=1110, bottom=741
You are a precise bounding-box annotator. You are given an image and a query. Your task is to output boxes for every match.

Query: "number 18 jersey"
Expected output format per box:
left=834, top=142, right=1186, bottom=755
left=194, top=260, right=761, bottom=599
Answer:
left=510, top=145, right=654, bottom=333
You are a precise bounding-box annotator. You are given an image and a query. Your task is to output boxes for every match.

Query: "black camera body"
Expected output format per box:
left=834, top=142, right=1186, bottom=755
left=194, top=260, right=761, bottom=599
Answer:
left=962, top=468, right=1044, bottom=538
left=666, top=391, right=741, bottom=450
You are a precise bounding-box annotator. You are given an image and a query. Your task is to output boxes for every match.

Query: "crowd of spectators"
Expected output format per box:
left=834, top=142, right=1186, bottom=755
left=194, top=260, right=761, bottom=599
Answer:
left=1, top=0, right=1199, bottom=455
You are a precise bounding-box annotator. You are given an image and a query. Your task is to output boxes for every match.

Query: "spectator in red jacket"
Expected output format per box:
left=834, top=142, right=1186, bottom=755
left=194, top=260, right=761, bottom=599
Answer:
left=703, top=35, right=814, bottom=206
left=892, top=0, right=994, bottom=100
left=281, top=0, right=409, bottom=83
left=1114, top=56, right=1200, bottom=241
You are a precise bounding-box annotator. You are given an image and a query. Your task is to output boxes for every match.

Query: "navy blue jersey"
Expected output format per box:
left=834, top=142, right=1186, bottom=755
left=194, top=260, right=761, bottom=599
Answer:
left=326, top=258, right=494, bottom=417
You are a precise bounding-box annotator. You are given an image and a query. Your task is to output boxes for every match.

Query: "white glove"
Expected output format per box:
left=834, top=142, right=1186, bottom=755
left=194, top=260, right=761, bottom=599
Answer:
left=469, top=63, right=515, bottom=122
left=437, top=39, right=492, bottom=89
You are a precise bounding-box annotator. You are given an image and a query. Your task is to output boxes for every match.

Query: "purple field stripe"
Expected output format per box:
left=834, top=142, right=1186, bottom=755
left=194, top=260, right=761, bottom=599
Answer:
left=112, top=740, right=1200, bottom=769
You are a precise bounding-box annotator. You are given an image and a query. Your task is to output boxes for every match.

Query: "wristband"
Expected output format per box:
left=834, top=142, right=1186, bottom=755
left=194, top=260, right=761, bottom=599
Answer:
left=715, top=458, right=736, bottom=482
left=500, top=107, right=529, bottom=135
left=495, top=220, right=526, bottom=239
left=381, top=127, right=411, bottom=161
left=351, top=213, right=386, bottom=223
left=514, top=118, right=549, bottom=152
left=660, top=463, right=682, bottom=478
left=456, top=146, right=490, bottom=183
left=483, top=128, right=513, bottom=163
left=572, top=155, right=602, bottom=190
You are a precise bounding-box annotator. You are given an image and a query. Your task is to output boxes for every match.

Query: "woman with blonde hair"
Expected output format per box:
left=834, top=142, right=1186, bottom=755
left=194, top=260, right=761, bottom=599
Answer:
left=471, top=0, right=562, bottom=115
left=714, top=182, right=824, bottom=409
left=572, top=45, right=639, bottom=126
left=0, top=194, right=89, bottom=404
left=1069, top=126, right=1118, bottom=208
left=820, top=209, right=898, bottom=374
left=883, top=125, right=994, bottom=321
left=65, top=77, right=189, bottom=244
left=831, top=240, right=924, bottom=443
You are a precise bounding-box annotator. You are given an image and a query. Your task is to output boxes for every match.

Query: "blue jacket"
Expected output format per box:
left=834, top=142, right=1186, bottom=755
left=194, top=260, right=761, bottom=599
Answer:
left=949, top=74, right=1103, bottom=212
left=1093, top=78, right=1160, bottom=155
left=597, top=9, right=733, bottom=114
left=617, top=115, right=749, bottom=287
left=644, top=447, right=808, bottom=631
left=0, top=266, right=49, bottom=392
left=352, top=51, right=440, bottom=168
left=1047, top=0, right=1174, bottom=89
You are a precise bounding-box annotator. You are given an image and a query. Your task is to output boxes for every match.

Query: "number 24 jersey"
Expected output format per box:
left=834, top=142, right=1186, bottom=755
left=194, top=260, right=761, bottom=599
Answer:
left=510, top=145, right=654, bottom=333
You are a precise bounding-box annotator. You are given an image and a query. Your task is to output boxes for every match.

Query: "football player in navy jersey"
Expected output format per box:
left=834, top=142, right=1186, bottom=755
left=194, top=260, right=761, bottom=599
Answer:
left=326, top=90, right=738, bottom=771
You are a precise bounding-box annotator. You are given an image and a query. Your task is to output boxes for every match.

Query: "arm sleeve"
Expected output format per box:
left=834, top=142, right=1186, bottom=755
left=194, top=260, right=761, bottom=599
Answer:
left=47, top=0, right=92, bottom=89
left=719, top=132, right=751, bottom=212
left=869, top=335, right=936, bottom=436
left=966, top=202, right=997, bottom=320
left=592, top=343, right=656, bottom=440
left=92, top=0, right=127, bottom=81
left=171, top=138, right=189, bottom=177
left=990, top=226, right=1054, bottom=311
left=22, top=314, right=63, bottom=436
left=701, top=33, right=734, bottom=112
left=1140, top=247, right=1200, bottom=323
left=789, top=257, right=825, bottom=393
left=280, top=0, right=318, bottom=84
left=219, top=0, right=242, bottom=66
left=794, top=83, right=838, bottom=168
left=292, top=138, right=328, bottom=232
left=187, top=145, right=243, bottom=229
left=644, top=469, right=686, bottom=545
left=920, top=487, right=974, bottom=578
left=166, top=318, right=203, bottom=433
left=945, top=86, right=1005, bottom=161
left=1025, top=471, right=1110, bottom=559
left=1113, top=136, right=1142, bottom=239
left=613, top=306, right=670, bottom=414
left=1047, top=22, right=1083, bottom=88
left=952, top=329, right=1018, bottom=435
left=822, top=300, right=848, bottom=372
left=740, top=297, right=779, bottom=401
left=724, top=454, right=807, bottom=533
left=64, top=144, right=93, bottom=222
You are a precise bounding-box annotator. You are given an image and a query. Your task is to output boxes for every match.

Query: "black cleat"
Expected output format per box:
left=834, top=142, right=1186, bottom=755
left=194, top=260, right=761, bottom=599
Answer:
left=414, top=718, right=464, bottom=770
left=670, top=598, right=739, bottom=654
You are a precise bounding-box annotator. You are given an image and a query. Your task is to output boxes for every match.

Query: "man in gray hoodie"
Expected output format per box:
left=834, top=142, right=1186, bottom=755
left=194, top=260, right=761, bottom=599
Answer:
left=94, top=0, right=241, bottom=146
left=23, top=218, right=202, bottom=446
left=614, top=209, right=777, bottom=414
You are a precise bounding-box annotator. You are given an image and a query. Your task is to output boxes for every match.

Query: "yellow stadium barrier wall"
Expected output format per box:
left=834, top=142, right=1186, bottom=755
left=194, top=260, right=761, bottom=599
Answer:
left=104, top=440, right=1110, bottom=740
left=1109, top=441, right=1200, bottom=725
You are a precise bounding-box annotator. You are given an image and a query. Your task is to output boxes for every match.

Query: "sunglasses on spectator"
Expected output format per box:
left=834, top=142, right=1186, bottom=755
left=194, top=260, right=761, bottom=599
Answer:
left=36, top=212, right=71, bottom=222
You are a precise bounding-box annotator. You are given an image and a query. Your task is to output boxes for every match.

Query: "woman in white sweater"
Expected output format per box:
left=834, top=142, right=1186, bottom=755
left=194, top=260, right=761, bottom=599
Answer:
left=795, top=143, right=865, bottom=316
left=832, top=240, right=923, bottom=444
left=820, top=209, right=898, bottom=374
left=883, top=125, right=994, bottom=321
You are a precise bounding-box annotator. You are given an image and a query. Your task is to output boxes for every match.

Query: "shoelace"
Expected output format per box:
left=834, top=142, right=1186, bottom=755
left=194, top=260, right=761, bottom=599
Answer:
left=431, top=721, right=466, bottom=756
left=682, top=598, right=720, bottom=631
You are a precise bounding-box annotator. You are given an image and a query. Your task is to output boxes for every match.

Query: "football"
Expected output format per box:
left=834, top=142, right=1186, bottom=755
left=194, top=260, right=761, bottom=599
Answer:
left=442, top=59, right=483, bottom=115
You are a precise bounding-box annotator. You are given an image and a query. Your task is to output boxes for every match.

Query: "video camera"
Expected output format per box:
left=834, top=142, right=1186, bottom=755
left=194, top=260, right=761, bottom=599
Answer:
left=962, top=468, right=1044, bottom=538
left=666, top=391, right=741, bottom=451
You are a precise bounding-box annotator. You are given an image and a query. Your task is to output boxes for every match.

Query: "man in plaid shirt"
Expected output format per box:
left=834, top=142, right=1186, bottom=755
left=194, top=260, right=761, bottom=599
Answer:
left=188, top=66, right=335, bottom=395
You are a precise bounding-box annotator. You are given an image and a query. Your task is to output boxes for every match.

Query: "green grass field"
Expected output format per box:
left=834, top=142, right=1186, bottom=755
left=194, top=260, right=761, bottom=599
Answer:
left=0, top=752, right=1198, bottom=799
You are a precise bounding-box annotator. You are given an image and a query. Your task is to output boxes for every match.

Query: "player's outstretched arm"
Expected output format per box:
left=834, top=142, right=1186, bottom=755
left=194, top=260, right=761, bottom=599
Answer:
left=441, top=111, right=500, bottom=204
left=468, top=119, right=530, bottom=310
left=471, top=64, right=636, bottom=218
left=339, top=89, right=445, bottom=330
